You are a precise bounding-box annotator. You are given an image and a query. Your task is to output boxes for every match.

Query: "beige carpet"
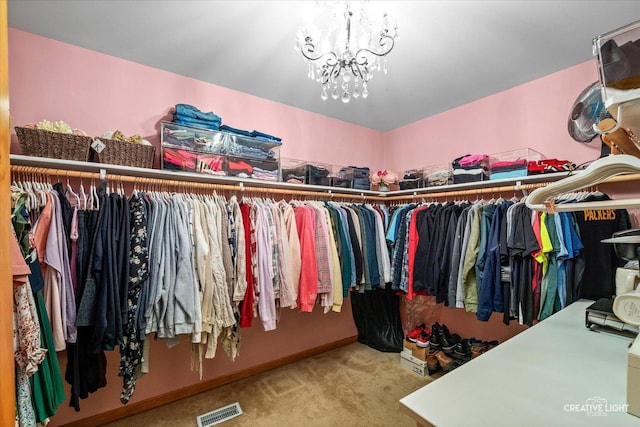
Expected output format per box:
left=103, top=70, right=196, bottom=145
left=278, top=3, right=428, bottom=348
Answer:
left=104, top=342, right=433, bottom=427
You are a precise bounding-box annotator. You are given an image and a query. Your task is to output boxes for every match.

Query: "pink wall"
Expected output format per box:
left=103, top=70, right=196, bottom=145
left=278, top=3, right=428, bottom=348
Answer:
left=8, top=28, right=383, bottom=171
left=383, top=60, right=605, bottom=173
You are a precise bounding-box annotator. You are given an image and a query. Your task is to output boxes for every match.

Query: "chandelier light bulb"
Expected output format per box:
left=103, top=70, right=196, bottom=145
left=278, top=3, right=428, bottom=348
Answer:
left=295, top=1, right=398, bottom=102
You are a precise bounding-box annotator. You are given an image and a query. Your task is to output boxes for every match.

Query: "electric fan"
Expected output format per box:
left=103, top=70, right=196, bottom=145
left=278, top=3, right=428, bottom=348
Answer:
left=567, top=81, right=612, bottom=144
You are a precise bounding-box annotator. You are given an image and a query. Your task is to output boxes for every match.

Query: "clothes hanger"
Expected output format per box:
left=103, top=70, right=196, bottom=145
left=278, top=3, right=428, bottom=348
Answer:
left=526, top=153, right=640, bottom=212
left=79, top=176, right=88, bottom=210
left=91, top=178, right=100, bottom=210
left=28, top=176, right=39, bottom=212
left=20, top=177, right=33, bottom=212
left=37, top=175, right=48, bottom=208
left=66, top=175, right=79, bottom=208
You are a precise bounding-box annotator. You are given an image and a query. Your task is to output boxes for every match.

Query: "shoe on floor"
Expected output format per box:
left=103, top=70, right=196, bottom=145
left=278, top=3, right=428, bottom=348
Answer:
left=406, top=323, right=427, bottom=343
left=416, top=329, right=432, bottom=348
left=452, top=339, right=471, bottom=360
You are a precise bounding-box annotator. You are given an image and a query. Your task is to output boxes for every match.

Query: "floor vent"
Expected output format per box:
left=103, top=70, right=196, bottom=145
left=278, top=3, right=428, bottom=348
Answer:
left=196, top=402, right=243, bottom=427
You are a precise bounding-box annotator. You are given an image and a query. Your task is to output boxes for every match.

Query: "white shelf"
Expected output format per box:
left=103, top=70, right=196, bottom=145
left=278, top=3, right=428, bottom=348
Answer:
left=10, top=154, right=380, bottom=196
left=10, top=154, right=597, bottom=199
left=389, top=171, right=572, bottom=197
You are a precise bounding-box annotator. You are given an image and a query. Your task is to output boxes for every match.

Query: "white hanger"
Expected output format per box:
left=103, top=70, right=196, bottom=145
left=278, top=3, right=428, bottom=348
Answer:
left=526, top=154, right=640, bottom=212
left=36, top=176, right=47, bottom=208
left=90, top=179, right=99, bottom=210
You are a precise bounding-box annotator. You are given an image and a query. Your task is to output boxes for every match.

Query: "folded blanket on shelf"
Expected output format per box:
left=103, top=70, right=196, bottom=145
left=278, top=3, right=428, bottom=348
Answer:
left=197, top=154, right=225, bottom=175
left=173, top=115, right=221, bottom=131
left=282, top=166, right=306, bottom=183
left=227, top=159, right=254, bottom=175
left=458, top=154, right=489, bottom=167
left=250, top=130, right=281, bottom=142
left=220, top=125, right=282, bottom=143
left=490, top=159, right=527, bottom=170
left=174, top=104, right=222, bottom=123
left=452, top=167, right=489, bottom=184
left=220, top=124, right=253, bottom=137
left=489, top=170, right=528, bottom=180
left=163, top=148, right=198, bottom=170
left=284, top=175, right=305, bottom=184
left=353, top=178, right=370, bottom=190
left=306, top=164, right=330, bottom=179
left=350, top=167, right=370, bottom=179
left=332, top=177, right=352, bottom=188
left=227, top=143, right=275, bottom=160
left=252, top=167, right=278, bottom=181
left=427, top=169, right=452, bottom=186
left=400, top=178, right=421, bottom=190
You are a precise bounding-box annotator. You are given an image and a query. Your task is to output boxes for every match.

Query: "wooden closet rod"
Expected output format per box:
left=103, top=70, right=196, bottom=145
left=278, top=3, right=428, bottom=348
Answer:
left=383, top=181, right=549, bottom=202
left=10, top=165, right=384, bottom=201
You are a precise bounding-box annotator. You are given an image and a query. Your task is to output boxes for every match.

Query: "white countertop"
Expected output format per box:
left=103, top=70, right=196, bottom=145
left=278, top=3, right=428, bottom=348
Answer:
left=399, top=300, right=640, bottom=426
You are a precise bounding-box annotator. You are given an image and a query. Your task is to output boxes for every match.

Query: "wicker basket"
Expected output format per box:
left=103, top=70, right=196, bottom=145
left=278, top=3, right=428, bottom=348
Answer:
left=93, top=137, right=155, bottom=168
left=15, top=126, right=93, bottom=162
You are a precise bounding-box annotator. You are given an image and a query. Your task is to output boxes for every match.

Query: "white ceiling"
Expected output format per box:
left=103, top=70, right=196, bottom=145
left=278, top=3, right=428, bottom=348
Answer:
left=7, top=0, right=640, bottom=132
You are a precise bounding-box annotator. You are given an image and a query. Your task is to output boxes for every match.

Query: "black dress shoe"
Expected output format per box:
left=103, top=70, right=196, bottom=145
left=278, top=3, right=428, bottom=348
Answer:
left=429, top=331, right=441, bottom=350
left=440, top=333, right=460, bottom=352
left=452, top=339, right=472, bottom=360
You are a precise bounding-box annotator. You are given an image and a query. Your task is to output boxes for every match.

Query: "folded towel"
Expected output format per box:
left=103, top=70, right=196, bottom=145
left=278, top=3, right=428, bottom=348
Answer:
left=174, top=104, right=221, bottom=123
left=250, top=129, right=281, bottom=142
left=220, top=124, right=253, bottom=137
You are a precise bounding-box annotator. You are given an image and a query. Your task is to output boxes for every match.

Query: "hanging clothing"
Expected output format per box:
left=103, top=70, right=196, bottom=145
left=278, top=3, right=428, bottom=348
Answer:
left=294, top=205, right=318, bottom=312
left=118, top=192, right=149, bottom=404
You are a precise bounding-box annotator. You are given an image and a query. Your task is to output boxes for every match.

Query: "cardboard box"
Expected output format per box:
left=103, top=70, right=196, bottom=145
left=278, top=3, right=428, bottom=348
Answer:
left=402, top=349, right=431, bottom=366
left=400, top=351, right=429, bottom=376
left=403, top=339, right=428, bottom=361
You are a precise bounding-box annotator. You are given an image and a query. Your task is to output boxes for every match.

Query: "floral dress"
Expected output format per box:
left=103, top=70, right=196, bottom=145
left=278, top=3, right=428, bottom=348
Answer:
left=118, top=193, right=149, bottom=404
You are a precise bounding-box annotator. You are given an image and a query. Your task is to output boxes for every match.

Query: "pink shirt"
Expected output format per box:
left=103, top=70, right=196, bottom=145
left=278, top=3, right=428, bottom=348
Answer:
left=294, top=206, right=318, bottom=312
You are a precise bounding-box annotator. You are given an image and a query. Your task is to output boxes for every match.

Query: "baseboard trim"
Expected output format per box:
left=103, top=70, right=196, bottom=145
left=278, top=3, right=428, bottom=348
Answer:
left=61, top=335, right=358, bottom=427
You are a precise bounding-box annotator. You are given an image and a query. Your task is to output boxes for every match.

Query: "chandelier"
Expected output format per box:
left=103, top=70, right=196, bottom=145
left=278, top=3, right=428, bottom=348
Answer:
left=295, top=1, right=398, bottom=103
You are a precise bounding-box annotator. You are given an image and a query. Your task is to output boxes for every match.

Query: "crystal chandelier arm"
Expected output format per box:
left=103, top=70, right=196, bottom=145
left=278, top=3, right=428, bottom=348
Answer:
left=354, top=34, right=395, bottom=61
left=300, top=37, right=342, bottom=85
left=300, top=37, right=338, bottom=63
left=350, top=61, right=367, bottom=80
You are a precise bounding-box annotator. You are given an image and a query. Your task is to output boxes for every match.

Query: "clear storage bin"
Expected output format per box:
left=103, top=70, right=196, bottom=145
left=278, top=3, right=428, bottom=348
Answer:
left=281, top=158, right=307, bottom=184
left=424, top=163, right=453, bottom=187
left=226, top=156, right=279, bottom=181
left=399, top=168, right=425, bottom=190
left=304, top=162, right=332, bottom=186
left=161, top=121, right=281, bottom=179
left=331, top=165, right=354, bottom=188
left=488, top=148, right=544, bottom=180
